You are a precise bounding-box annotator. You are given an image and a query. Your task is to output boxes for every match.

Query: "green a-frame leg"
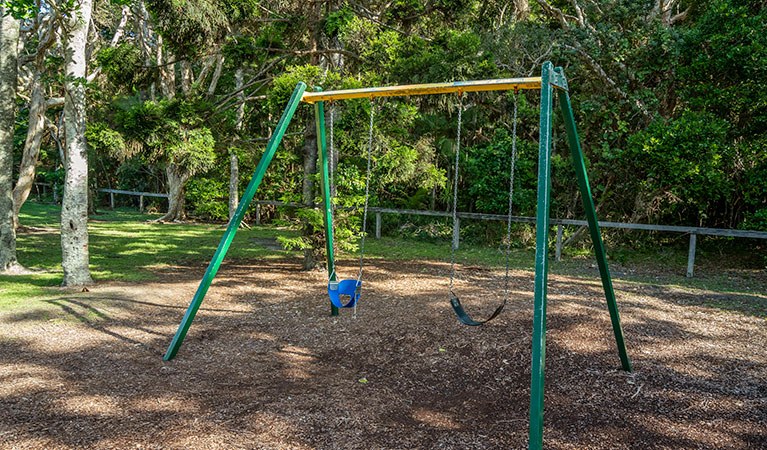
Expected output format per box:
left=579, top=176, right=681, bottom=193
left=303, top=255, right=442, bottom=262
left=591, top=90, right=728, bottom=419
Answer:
left=163, top=62, right=631, bottom=450
left=528, top=63, right=632, bottom=450
left=163, top=82, right=307, bottom=361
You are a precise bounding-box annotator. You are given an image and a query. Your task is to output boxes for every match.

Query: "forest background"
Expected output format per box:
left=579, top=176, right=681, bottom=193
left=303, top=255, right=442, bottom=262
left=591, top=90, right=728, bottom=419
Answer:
left=1, top=0, right=765, bottom=282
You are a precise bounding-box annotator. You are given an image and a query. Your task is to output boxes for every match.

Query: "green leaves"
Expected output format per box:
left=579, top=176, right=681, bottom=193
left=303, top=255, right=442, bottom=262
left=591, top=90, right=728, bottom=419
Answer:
left=625, top=111, right=733, bottom=222
left=96, top=44, right=153, bottom=93
left=144, top=0, right=259, bottom=57
left=85, top=122, right=126, bottom=160
left=1, top=0, right=36, bottom=19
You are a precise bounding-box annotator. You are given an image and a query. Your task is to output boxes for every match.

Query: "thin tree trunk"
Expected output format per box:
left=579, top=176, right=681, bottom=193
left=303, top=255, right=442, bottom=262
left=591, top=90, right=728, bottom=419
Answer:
left=301, top=115, right=318, bottom=270
left=229, top=151, right=238, bottom=219
left=180, top=60, right=192, bottom=95
left=229, top=68, right=244, bottom=220
left=110, top=5, right=131, bottom=46
left=60, top=0, right=94, bottom=286
left=12, top=71, right=46, bottom=229
left=301, top=3, right=324, bottom=271
left=207, top=53, right=224, bottom=96
left=196, top=53, right=216, bottom=88
left=0, top=8, right=19, bottom=271
left=157, top=164, right=189, bottom=222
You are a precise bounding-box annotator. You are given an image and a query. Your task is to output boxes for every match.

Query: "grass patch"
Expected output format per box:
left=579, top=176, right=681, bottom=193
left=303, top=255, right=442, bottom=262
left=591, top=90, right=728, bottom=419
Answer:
left=2, top=201, right=764, bottom=318
left=1, top=202, right=301, bottom=312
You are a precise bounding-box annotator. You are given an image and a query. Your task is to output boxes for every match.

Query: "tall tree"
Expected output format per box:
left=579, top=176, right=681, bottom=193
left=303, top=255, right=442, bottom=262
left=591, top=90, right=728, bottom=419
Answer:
left=12, top=8, right=62, bottom=229
left=60, top=0, right=94, bottom=286
left=0, top=6, right=19, bottom=271
left=229, top=67, right=244, bottom=220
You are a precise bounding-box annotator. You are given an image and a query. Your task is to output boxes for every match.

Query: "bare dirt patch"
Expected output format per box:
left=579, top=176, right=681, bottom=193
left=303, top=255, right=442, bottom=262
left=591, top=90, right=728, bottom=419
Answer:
left=1, top=258, right=765, bottom=449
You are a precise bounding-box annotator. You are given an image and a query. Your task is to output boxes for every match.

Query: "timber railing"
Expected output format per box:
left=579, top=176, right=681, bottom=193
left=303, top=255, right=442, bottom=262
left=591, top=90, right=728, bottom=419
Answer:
left=36, top=184, right=764, bottom=278
left=252, top=200, right=767, bottom=278
left=96, top=188, right=169, bottom=213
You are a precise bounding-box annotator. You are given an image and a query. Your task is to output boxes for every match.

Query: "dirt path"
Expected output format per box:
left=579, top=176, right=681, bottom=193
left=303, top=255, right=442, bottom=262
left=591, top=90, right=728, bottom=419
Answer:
left=1, top=258, right=765, bottom=449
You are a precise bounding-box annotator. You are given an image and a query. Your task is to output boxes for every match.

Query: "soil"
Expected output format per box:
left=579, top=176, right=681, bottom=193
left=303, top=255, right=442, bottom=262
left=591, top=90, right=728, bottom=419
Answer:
left=1, top=257, right=765, bottom=449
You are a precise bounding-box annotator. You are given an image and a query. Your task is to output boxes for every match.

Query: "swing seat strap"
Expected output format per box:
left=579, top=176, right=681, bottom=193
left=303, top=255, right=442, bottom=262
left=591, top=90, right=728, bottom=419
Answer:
left=450, top=296, right=506, bottom=326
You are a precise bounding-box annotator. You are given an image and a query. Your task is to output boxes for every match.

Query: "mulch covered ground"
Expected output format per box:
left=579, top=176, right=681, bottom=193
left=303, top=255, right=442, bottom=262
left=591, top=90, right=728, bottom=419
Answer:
left=1, top=257, right=765, bottom=449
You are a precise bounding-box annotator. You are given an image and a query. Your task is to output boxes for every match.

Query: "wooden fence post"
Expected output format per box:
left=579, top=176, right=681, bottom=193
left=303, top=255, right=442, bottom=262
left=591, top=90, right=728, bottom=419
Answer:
left=255, top=204, right=261, bottom=225
left=110, top=192, right=114, bottom=209
left=686, top=233, right=697, bottom=278
left=139, top=194, right=144, bottom=213
left=452, top=216, right=460, bottom=250
left=555, top=224, right=563, bottom=261
left=375, top=212, right=381, bottom=239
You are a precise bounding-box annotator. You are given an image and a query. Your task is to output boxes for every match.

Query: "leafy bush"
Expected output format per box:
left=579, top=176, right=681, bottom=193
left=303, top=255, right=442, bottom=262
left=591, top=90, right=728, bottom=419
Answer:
left=185, top=177, right=228, bottom=221
left=624, top=111, right=733, bottom=225
left=86, top=122, right=126, bottom=159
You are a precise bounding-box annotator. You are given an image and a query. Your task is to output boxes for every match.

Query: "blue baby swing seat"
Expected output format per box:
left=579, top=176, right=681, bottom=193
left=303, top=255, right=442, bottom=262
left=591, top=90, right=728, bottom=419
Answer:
left=328, top=279, right=361, bottom=308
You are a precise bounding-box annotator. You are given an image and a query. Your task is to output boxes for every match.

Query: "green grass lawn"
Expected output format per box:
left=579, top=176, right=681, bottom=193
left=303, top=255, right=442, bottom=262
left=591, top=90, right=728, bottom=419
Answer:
left=1, top=202, right=300, bottom=311
left=2, top=201, right=765, bottom=316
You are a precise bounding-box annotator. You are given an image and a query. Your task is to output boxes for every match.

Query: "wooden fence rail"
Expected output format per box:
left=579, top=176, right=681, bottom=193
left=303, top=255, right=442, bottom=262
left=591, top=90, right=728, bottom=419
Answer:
left=38, top=184, right=764, bottom=278
left=252, top=201, right=767, bottom=278
left=96, top=188, right=169, bottom=213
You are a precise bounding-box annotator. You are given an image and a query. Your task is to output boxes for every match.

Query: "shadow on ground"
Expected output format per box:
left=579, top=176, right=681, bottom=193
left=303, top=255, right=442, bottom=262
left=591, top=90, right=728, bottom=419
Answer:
left=0, top=258, right=765, bottom=449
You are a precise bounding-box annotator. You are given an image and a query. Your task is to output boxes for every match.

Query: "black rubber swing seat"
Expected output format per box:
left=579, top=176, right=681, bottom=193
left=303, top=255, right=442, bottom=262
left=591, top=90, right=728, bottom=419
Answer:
left=450, top=296, right=506, bottom=326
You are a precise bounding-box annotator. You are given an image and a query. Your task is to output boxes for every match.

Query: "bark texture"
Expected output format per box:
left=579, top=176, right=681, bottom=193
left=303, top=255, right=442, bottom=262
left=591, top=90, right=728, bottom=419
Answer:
left=60, top=0, right=94, bottom=286
left=229, top=68, right=244, bottom=220
left=180, top=60, right=192, bottom=95
left=207, top=54, right=224, bottom=96
left=301, top=4, right=323, bottom=271
left=157, top=164, right=189, bottom=222
left=0, top=9, right=19, bottom=271
left=301, top=115, right=318, bottom=270
left=157, top=35, right=175, bottom=100
left=229, top=152, right=238, bottom=219
left=12, top=71, right=46, bottom=229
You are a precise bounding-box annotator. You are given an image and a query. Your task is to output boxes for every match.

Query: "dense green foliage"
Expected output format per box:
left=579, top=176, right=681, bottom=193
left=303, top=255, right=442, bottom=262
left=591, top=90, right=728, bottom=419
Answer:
left=12, top=0, right=767, bottom=265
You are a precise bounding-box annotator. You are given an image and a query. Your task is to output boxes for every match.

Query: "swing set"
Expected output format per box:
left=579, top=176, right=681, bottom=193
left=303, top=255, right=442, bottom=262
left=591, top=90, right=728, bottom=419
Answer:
left=163, top=62, right=632, bottom=450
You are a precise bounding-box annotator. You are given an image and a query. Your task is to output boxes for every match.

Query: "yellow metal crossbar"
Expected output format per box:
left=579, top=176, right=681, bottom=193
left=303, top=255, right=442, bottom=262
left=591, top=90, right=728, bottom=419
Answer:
left=301, top=77, right=543, bottom=103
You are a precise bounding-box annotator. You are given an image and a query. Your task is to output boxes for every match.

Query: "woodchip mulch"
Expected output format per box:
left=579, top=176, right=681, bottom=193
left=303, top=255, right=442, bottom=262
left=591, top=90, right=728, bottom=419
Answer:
left=0, top=257, right=765, bottom=449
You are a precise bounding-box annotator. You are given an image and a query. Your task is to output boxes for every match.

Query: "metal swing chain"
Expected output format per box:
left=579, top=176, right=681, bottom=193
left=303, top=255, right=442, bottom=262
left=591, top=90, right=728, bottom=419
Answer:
left=448, top=94, right=464, bottom=296
left=329, top=103, right=335, bottom=202
left=503, top=92, right=519, bottom=302
left=356, top=98, right=375, bottom=283
left=328, top=102, right=337, bottom=281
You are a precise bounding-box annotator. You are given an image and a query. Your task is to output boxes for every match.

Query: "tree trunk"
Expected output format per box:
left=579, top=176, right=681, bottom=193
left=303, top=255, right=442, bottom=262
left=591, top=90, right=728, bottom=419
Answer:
left=110, top=5, right=131, bottom=46
left=60, top=0, right=94, bottom=286
left=157, top=164, right=189, bottom=222
left=12, top=71, right=47, bottom=229
left=301, top=115, right=318, bottom=270
left=179, top=60, right=192, bottom=95
left=157, top=35, right=175, bottom=100
left=229, top=68, right=244, bottom=220
left=0, top=9, right=19, bottom=271
left=207, top=54, right=224, bottom=96
left=514, top=0, right=530, bottom=20
left=229, top=151, right=238, bottom=219
left=301, top=4, right=324, bottom=271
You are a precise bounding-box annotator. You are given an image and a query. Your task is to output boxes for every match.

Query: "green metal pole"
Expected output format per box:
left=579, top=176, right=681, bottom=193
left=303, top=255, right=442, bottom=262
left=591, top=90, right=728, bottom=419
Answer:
left=556, top=68, right=631, bottom=372
left=314, top=89, right=339, bottom=316
left=529, top=61, right=554, bottom=450
left=164, top=82, right=307, bottom=361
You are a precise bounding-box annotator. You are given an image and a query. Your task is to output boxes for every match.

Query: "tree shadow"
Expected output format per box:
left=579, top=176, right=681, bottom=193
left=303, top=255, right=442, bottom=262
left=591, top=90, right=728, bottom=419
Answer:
left=0, top=257, right=764, bottom=449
